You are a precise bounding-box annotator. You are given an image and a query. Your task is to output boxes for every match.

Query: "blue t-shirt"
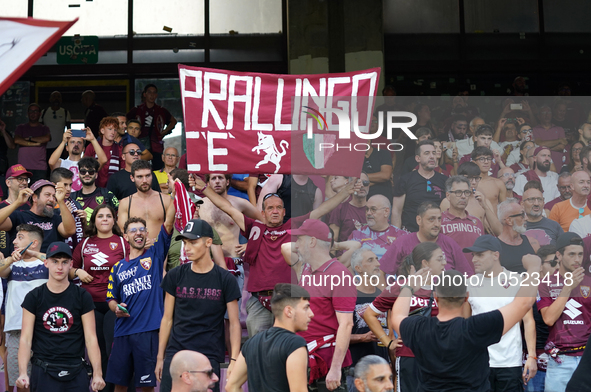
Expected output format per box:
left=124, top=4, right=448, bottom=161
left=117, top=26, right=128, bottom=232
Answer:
left=227, top=174, right=249, bottom=200
left=107, top=225, right=172, bottom=337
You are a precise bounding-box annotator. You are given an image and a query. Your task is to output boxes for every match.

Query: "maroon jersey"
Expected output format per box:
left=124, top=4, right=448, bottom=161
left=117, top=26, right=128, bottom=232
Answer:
left=127, top=103, right=172, bottom=153
left=72, top=235, right=128, bottom=302
left=440, top=210, right=484, bottom=264
left=328, top=202, right=367, bottom=242
left=538, top=273, right=591, bottom=354
left=85, top=140, right=121, bottom=188
left=371, top=284, right=438, bottom=357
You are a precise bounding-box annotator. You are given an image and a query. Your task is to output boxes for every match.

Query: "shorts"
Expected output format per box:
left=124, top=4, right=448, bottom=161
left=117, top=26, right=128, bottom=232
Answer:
left=6, top=330, right=31, bottom=386
left=30, top=362, right=89, bottom=392
left=106, top=330, right=158, bottom=387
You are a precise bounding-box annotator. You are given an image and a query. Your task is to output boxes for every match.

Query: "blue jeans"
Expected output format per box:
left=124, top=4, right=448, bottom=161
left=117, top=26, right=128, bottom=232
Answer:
left=545, top=355, right=582, bottom=392
left=525, top=370, right=545, bottom=392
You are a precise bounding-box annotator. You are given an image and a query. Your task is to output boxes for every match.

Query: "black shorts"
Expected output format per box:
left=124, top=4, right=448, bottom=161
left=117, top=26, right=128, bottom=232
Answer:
left=30, top=363, right=89, bottom=392
left=489, top=366, right=523, bottom=392
left=396, top=356, right=418, bottom=392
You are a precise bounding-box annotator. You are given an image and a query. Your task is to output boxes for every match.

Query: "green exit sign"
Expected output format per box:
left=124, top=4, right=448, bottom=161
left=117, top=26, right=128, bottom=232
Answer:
left=56, top=36, right=99, bottom=65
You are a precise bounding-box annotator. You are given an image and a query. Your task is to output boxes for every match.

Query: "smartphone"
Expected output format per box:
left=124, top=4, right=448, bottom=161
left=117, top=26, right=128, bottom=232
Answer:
left=71, top=129, right=86, bottom=138
left=117, top=304, right=129, bottom=314
left=510, top=103, right=523, bottom=111
left=19, top=242, right=33, bottom=256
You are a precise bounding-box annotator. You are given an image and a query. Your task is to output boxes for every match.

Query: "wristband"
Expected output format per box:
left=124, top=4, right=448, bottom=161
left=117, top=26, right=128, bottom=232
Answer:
left=230, top=358, right=236, bottom=361
left=200, top=184, right=208, bottom=192
left=387, top=340, right=395, bottom=349
left=529, top=355, right=537, bottom=360
left=401, top=285, right=414, bottom=295
left=74, top=268, right=79, bottom=277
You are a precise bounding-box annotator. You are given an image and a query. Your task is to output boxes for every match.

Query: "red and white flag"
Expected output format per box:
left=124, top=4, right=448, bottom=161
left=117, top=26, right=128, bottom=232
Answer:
left=0, top=17, right=77, bottom=96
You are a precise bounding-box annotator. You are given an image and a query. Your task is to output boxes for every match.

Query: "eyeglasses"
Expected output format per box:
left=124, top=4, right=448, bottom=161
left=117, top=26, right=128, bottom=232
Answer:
left=182, top=369, right=215, bottom=378
left=573, top=147, right=583, bottom=153
left=164, top=154, right=178, bottom=158
left=508, top=211, right=526, bottom=219
left=499, top=173, right=516, bottom=179
left=520, top=129, right=532, bottom=134
left=427, top=180, right=432, bottom=192
left=543, top=258, right=558, bottom=267
left=263, top=193, right=280, bottom=201
left=365, top=206, right=387, bottom=213
left=449, top=190, right=472, bottom=197
left=123, top=149, right=142, bottom=156
left=524, top=197, right=544, bottom=204
left=79, top=169, right=96, bottom=175
left=475, top=157, right=492, bottom=163
left=127, top=227, right=147, bottom=234
left=10, top=177, right=30, bottom=184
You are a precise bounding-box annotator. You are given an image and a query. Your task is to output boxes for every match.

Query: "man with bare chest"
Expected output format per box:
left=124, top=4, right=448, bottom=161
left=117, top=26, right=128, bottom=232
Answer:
left=199, top=174, right=262, bottom=258
left=118, top=160, right=172, bottom=242
left=472, top=146, right=507, bottom=212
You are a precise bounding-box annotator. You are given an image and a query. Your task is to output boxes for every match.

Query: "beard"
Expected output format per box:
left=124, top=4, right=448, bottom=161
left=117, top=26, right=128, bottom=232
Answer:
left=528, top=209, right=543, bottom=218
left=42, top=206, right=55, bottom=218
left=512, top=222, right=527, bottom=234
left=538, top=161, right=551, bottom=173
left=80, top=176, right=95, bottom=186
left=505, top=181, right=515, bottom=191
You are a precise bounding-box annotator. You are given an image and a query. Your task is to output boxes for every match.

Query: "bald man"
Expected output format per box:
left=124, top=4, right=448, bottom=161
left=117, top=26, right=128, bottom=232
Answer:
left=169, top=350, right=219, bottom=392
left=549, top=170, right=591, bottom=231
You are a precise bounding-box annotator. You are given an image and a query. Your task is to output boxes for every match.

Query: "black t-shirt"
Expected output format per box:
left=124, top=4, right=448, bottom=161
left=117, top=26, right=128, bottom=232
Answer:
left=8, top=210, right=65, bottom=252
left=393, top=170, right=446, bottom=232
left=21, top=283, right=94, bottom=364
left=566, top=330, right=591, bottom=391
left=106, top=169, right=160, bottom=200
left=363, top=148, right=393, bottom=201
left=241, top=327, right=307, bottom=392
left=71, top=187, right=119, bottom=222
left=160, top=263, right=241, bottom=362
left=0, top=201, right=30, bottom=257
left=350, top=289, right=388, bottom=364
left=400, top=310, right=504, bottom=392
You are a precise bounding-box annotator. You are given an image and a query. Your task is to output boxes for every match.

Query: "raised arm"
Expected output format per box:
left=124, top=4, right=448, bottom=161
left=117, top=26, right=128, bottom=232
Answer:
left=190, top=174, right=246, bottom=231
left=0, top=120, right=15, bottom=149
left=164, top=191, right=177, bottom=233
left=257, top=174, right=283, bottom=211
left=85, top=128, right=108, bottom=169
left=309, top=179, right=359, bottom=220
left=48, top=130, right=69, bottom=170
left=0, top=188, right=32, bottom=232
left=55, top=182, right=76, bottom=238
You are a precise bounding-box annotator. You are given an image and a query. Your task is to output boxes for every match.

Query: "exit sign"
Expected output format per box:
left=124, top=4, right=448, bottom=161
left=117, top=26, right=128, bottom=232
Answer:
left=56, top=36, right=99, bottom=65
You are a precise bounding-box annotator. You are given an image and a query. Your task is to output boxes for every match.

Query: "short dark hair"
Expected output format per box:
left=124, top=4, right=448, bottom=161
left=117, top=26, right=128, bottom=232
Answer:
left=537, top=244, right=556, bottom=261
left=415, top=139, right=435, bottom=157
left=415, top=127, right=433, bottom=139
left=123, top=217, right=147, bottom=233
left=457, top=161, right=480, bottom=177
left=270, top=283, right=310, bottom=319
left=451, top=114, right=468, bottom=124
left=15, top=224, right=44, bottom=244
left=110, top=112, right=126, bottom=118
left=471, top=146, right=493, bottom=160
left=143, top=84, right=158, bottom=94
left=78, top=156, right=100, bottom=172
left=475, top=124, right=494, bottom=137
left=523, top=180, right=543, bottom=193
left=580, top=145, right=591, bottom=164
left=445, top=175, right=471, bottom=192
left=50, top=167, right=73, bottom=183
left=205, top=173, right=232, bottom=183
left=170, top=168, right=190, bottom=189
left=417, top=201, right=440, bottom=217
left=127, top=118, right=141, bottom=127
left=131, top=160, right=152, bottom=176
left=434, top=270, right=467, bottom=307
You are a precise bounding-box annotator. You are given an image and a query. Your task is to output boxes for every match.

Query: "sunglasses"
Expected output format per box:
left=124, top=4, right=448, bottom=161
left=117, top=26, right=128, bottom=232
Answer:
left=543, top=258, right=558, bottom=268
left=79, top=169, right=96, bottom=175
left=263, top=193, right=280, bottom=201
left=182, top=369, right=215, bottom=378
left=427, top=180, right=432, bottom=192
left=123, top=149, right=142, bottom=156
left=127, top=227, right=147, bottom=234
left=361, top=180, right=370, bottom=186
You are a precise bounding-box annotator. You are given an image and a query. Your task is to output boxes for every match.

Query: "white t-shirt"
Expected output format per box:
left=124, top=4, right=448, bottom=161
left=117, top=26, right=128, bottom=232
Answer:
left=513, top=170, right=560, bottom=204
left=446, top=138, right=502, bottom=159
left=569, top=215, right=591, bottom=238
left=41, top=107, right=71, bottom=149
left=60, top=158, right=82, bottom=191
left=5, top=258, right=48, bottom=332
left=467, top=268, right=522, bottom=368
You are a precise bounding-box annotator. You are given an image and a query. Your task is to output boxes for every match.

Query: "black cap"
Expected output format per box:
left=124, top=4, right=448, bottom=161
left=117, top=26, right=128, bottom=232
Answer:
left=46, top=242, right=72, bottom=259
left=175, top=219, right=214, bottom=241
left=463, top=235, right=502, bottom=253
left=556, top=232, right=583, bottom=251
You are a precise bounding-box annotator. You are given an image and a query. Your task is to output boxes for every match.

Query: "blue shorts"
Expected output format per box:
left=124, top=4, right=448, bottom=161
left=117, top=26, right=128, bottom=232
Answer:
left=106, top=330, right=158, bottom=387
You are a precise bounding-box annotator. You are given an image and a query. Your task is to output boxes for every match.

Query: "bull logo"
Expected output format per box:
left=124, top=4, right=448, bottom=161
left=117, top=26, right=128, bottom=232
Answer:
left=252, top=132, right=289, bottom=173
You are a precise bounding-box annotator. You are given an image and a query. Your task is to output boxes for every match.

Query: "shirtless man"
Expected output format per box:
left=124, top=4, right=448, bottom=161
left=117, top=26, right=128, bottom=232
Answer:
left=471, top=146, right=506, bottom=211
left=117, top=160, right=172, bottom=243
left=199, top=174, right=263, bottom=258
left=440, top=161, right=502, bottom=235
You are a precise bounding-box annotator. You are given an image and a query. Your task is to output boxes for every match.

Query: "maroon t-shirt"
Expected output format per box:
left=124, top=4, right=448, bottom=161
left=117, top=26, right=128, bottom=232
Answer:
left=440, top=210, right=484, bottom=264
left=241, top=216, right=293, bottom=292
left=328, top=202, right=367, bottom=242
left=371, top=284, right=438, bottom=357
left=298, top=259, right=357, bottom=368
left=127, top=103, right=172, bottom=153
left=538, top=273, right=591, bottom=354
left=15, top=123, right=50, bottom=170
left=85, top=140, right=122, bottom=188
left=72, top=235, right=128, bottom=302
left=380, top=232, right=474, bottom=276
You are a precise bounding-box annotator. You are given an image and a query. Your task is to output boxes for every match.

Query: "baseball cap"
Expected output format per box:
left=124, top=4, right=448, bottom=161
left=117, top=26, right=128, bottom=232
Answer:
left=30, top=180, right=55, bottom=193
left=290, top=219, right=332, bottom=242
left=556, top=232, right=583, bottom=251
left=175, top=219, right=214, bottom=241
left=463, top=235, right=502, bottom=253
left=533, top=146, right=550, bottom=157
left=6, top=164, right=32, bottom=179
left=46, top=242, right=72, bottom=259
